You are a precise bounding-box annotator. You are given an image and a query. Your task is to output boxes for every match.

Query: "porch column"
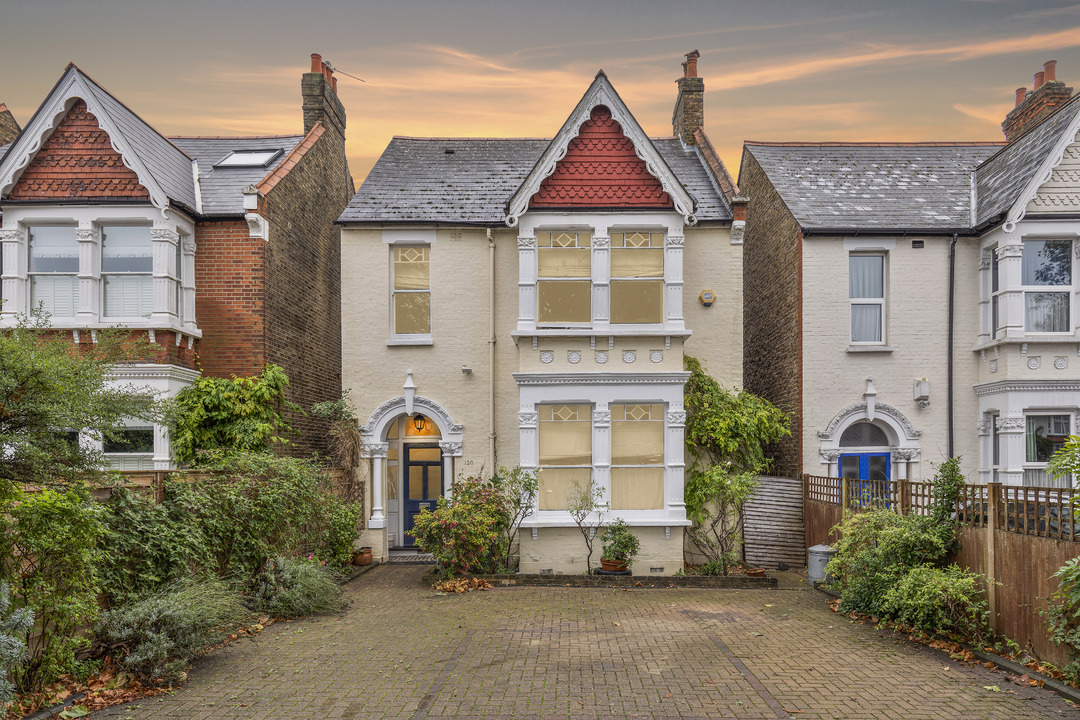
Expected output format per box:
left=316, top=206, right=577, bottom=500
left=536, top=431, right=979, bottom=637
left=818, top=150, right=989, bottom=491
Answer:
left=891, top=449, right=908, bottom=480
left=439, top=441, right=460, bottom=500
left=820, top=450, right=841, bottom=478
left=997, top=414, right=1025, bottom=485
left=368, top=442, right=389, bottom=529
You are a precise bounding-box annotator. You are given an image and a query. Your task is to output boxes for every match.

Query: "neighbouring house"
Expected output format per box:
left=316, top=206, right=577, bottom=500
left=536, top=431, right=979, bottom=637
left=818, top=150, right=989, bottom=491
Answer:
left=0, top=55, right=352, bottom=467
left=341, top=51, right=746, bottom=572
left=740, top=59, right=1080, bottom=488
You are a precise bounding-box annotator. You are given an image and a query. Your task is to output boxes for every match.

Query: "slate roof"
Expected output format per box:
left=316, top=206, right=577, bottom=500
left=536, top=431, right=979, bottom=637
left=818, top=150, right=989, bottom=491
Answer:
left=339, top=136, right=731, bottom=225
left=75, top=68, right=199, bottom=211
left=172, top=135, right=304, bottom=216
left=0, top=143, right=10, bottom=163
left=975, top=93, right=1080, bottom=226
left=743, top=143, right=1002, bottom=231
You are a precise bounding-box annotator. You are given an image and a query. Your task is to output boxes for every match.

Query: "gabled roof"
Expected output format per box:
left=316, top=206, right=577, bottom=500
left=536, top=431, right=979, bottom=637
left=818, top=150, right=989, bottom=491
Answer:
left=505, top=71, right=698, bottom=227
left=975, top=93, right=1080, bottom=228
left=742, top=142, right=1002, bottom=231
left=0, top=64, right=197, bottom=213
left=172, top=135, right=304, bottom=216
left=338, top=136, right=730, bottom=225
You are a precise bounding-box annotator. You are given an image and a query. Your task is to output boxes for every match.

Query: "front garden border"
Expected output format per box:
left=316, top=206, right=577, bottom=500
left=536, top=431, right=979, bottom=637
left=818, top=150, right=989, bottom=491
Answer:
left=422, top=570, right=776, bottom=589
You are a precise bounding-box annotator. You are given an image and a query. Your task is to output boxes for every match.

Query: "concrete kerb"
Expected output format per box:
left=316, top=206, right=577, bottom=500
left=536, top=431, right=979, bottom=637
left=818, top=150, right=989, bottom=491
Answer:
left=812, top=579, right=1080, bottom=707
left=421, top=569, right=778, bottom=589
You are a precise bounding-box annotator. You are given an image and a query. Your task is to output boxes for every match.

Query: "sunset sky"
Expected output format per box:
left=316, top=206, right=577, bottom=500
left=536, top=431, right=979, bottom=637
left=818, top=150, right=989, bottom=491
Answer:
left=4, top=0, right=1080, bottom=186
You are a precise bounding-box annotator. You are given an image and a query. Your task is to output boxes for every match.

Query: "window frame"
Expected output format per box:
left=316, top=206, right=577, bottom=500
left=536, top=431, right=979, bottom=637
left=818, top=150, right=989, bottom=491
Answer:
left=609, top=231, right=665, bottom=325
left=1020, top=238, right=1073, bottom=335
left=1022, top=412, right=1072, bottom=486
left=536, top=231, right=592, bottom=327
left=609, top=403, right=666, bottom=510
left=537, top=403, right=594, bottom=511
left=28, top=224, right=80, bottom=319
left=849, top=252, right=886, bottom=345
left=100, top=224, right=154, bottom=320
left=388, top=244, right=432, bottom=345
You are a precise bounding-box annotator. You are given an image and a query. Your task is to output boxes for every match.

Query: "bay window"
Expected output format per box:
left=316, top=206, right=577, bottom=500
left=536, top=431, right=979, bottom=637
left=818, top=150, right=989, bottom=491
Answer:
left=849, top=254, right=885, bottom=343
left=103, top=421, right=155, bottom=471
left=537, top=231, right=591, bottom=324
left=1022, top=239, right=1071, bottom=333
left=1024, top=413, right=1070, bottom=486
left=538, top=404, right=592, bottom=510
left=29, top=226, right=79, bottom=317
left=610, top=232, right=664, bottom=324
left=102, top=225, right=153, bottom=318
left=610, top=403, right=664, bottom=510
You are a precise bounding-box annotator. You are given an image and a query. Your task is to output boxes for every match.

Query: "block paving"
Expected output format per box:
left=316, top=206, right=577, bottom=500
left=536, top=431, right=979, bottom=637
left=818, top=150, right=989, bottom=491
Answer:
left=97, top=566, right=1077, bottom=719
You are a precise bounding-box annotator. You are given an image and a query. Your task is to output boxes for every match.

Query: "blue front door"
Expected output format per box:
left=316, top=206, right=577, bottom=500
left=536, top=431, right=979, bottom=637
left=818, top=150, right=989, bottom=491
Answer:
left=403, top=444, right=443, bottom=547
left=839, top=453, right=890, bottom=481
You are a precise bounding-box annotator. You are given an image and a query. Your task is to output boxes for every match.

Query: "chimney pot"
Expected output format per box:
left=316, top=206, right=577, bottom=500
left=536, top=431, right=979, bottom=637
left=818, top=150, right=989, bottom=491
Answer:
left=1045, top=60, right=1057, bottom=82
left=1015, top=87, right=1028, bottom=106
left=310, top=53, right=322, bottom=73
left=331, top=75, right=338, bottom=93
left=1034, top=70, right=1045, bottom=90
left=684, top=49, right=700, bottom=78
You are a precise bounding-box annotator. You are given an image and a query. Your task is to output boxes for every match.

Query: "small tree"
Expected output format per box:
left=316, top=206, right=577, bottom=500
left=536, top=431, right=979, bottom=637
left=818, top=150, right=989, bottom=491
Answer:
left=567, top=478, right=605, bottom=575
left=683, top=356, right=789, bottom=573
left=170, top=364, right=302, bottom=464
left=490, top=466, right=538, bottom=572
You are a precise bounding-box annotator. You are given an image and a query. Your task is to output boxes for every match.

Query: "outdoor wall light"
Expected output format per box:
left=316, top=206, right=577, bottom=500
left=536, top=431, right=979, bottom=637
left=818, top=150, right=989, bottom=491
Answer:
left=413, top=414, right=427, bottom=432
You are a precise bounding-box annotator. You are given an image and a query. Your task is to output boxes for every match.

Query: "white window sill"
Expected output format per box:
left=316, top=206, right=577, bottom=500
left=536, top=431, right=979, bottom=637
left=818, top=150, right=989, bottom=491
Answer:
left=847, top=345, right=895, bottom=353
left=387, top=336, right=433, bottom=346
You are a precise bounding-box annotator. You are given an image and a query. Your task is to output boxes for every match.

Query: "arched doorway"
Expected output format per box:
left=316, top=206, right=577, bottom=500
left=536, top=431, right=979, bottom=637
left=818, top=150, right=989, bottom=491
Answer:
left=838, top=421, right=890, bottom=481
left=385, top=413, right=442, bottom=548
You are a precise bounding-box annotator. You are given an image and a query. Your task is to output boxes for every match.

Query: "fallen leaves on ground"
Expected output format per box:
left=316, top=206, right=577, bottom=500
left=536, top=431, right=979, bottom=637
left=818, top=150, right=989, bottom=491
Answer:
left=433, top=577, right=493, bottom=593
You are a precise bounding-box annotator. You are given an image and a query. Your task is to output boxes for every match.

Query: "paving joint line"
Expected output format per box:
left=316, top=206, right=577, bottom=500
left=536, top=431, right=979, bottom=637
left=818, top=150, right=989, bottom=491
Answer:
left=410, top=629, right=476, bottom=720
left=706, top=631, right=792, bottom=719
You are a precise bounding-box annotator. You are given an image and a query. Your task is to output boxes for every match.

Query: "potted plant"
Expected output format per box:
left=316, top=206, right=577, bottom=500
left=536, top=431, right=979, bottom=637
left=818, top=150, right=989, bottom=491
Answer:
left=352, top=546, right=373, bottom=566
left=599, top=519, right=640, bottom=573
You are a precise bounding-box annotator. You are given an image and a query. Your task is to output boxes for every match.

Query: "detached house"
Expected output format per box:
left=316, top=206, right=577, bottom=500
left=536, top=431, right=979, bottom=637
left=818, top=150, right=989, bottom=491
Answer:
left=342, top=53, right=745, bottom=572
left=0, top=55, right=352, bottom=466
left=740, top=60, right=1080, bottom=488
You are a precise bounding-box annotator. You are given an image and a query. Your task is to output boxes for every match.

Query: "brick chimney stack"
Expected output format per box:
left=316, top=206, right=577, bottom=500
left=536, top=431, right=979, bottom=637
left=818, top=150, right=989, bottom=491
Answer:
left=303, top=53, right=346, bottom=139
left=672, top=50, right=704, bottom=145
left=0, top=103, right=20, bottom=146
left=1002, top=60, right=1073, bottom=142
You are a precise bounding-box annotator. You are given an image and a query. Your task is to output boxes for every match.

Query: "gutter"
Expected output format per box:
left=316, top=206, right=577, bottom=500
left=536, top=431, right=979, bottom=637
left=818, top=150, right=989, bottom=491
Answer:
left=487, top=227, right=497, bottom=473
left=801, top=226, right=981, bottom=238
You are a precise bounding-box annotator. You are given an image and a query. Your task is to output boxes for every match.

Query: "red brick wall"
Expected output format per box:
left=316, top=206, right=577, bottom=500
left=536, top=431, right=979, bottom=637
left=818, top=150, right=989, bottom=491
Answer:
left=8, top=100, right=150, bottom=201
left=193, top=220, right=266, bottom=378
left=740, top=149, right=803, bottom=477
left=531, top=105, right=672, bottom=209
left=1002, top=82, right=1074, bottom=141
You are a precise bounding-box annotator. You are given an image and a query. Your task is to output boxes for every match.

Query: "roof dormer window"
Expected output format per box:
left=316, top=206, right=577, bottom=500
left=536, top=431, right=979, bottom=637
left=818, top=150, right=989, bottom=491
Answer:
left=214, top=149, right=282, bottom=168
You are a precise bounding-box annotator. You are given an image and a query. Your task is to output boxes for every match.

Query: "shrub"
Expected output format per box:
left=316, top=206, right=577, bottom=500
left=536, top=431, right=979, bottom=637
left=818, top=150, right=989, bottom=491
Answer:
left=98, top=487, right=211, bottom=605
left=175, top=452, right=360, bottom=584
left=600, top=519, right=641, bottom=568
left=409, top=477, right=504, bottom=575
left=568, top=479, right=605, bottom=575
left=827, top=510, right=952, bottom=617
left=882, top=565, right=991, bottom=640
left=0, top=488, right=104, bottom=692
left=684, top=466, right=758, bottom=574
left=1045, top=556, right=1080, bottom=683
left=94, top=577, right=247, bottom=685
left=0, top=582, right=32, bottom=705
left=249, top=556, right=345, bottom=618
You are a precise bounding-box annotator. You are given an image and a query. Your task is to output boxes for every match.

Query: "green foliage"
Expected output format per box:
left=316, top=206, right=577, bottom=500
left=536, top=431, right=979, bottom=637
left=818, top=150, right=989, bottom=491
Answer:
left=600, top=519, right=640, bottom=568
left=170, top=365, right=303, bottom=463
left=684, top=466, right=758, bottom=574
left=249, top=556, right=345, bottom=618
left=488, top=466, right=538, bottom=572
left=98, top=488, right=211, bottom=605
left=409, top=475, right=504, bottom=575
left=173, top=452, right=360, bottom=584
left=568, top=479, right=605, bottom=575
left=1045, top=556, right=1080, bottom=683
left=826, top=510, right=952, bottom=618
left=0, top=488, right=104, bottom=692
left=0, top=582, right=33, bottom=705
left=1047, top=435, right=1080, bottom=485
left=683, top=356, right=790, bottom=473
left=94, top=578, right=247, bottom=685
left=0, top=309, right=156, bottom=491
left=882, top=565, right=991, bottom=641
left=930, top=457, right=966, bottom=531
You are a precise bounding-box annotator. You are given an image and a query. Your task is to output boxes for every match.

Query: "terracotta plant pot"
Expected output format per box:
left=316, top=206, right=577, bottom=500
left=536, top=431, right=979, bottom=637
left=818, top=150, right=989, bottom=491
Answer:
left=600, top=558, right=628, bottom=573
left=352, top=547, right=373, bottom=566
left=745, top=567, right=765, bottom=578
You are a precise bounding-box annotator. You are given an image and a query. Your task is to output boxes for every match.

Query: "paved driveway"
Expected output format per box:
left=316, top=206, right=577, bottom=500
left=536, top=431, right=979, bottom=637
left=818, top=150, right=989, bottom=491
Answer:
left=98, top=565, right=1076, bottom=719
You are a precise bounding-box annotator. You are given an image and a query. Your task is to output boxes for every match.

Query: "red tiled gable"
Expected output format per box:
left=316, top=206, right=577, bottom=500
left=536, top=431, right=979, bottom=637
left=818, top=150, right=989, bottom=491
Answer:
left=530, top=105, right=672, bottom=209
left=8, top=100, right=150, bottom=201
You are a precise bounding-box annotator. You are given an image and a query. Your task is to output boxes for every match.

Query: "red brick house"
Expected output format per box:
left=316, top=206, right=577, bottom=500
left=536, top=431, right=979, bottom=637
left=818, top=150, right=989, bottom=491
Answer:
left=0, top=55, right=352, bottom=466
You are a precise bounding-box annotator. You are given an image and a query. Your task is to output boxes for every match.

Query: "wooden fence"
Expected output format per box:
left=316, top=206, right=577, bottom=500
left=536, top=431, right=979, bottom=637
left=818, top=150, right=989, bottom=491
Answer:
left=803, top=474, right=1080, bottom=665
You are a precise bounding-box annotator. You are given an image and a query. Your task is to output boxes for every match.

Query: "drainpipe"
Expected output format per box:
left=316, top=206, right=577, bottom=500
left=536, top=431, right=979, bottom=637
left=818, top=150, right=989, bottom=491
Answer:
left=487, top=228, right=497, bottom=472
left=948, top=233, right=958, bottom=458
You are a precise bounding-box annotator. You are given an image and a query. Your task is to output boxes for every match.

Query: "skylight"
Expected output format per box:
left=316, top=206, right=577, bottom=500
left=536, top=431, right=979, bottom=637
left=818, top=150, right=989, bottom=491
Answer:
left=215, top=149, right=282, bottom=167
